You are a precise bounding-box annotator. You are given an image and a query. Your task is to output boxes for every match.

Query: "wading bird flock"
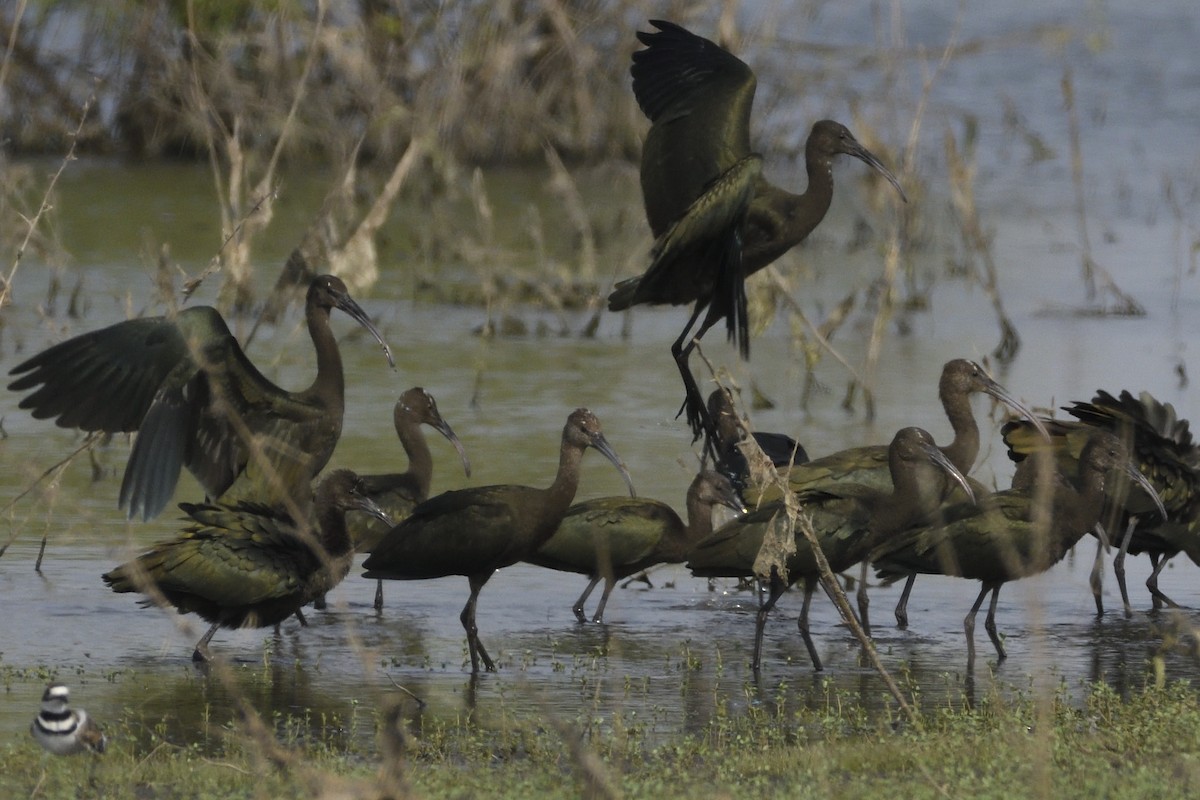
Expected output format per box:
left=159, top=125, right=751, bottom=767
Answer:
left=8, top=20, right=1191, bottom=696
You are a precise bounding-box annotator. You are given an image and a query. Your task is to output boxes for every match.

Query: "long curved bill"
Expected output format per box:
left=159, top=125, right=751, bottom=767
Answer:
left=920, top=440, right=976, bottom=504
left=1126, top=464, right=1167, bottom=520
left=590, top=433, right=637, bottom=498
left=432, top=418, right=472, bottom=478
left=332, top=288, right=396, bottom=369
left=848, top=140, right=908, bottom=204
left=982, top=377, right=1050, bottom=441
left=718, top=483, right=748, bottom=517
left=352, top=494, right=393, bottom=528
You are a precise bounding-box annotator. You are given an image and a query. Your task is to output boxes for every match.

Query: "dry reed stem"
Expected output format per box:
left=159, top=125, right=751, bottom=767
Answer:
left=1061, top=67, right=1143, bottom=314
left=710, top=376, right=919, bottom=728
left=329, top=136, right=427, bottom=292
left=0, top=0, right=26, bottom=101
left=0, top=433, right=105, bottom=560
left=0, top=91, right=93, bottom=311
left=861, top=6, right=962, bottom=418
left=943, top=128, right=1021, bottom=363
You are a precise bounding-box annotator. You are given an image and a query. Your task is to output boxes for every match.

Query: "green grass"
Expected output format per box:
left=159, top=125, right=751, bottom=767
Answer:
left=4, top=679, right=1199, bottom=799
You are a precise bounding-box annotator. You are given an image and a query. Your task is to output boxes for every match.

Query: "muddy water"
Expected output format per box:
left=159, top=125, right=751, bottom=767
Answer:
left=4, top=4, right=1200, bottom=753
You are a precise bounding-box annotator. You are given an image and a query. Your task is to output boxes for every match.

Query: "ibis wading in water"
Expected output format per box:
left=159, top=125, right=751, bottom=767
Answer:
left=9, top=275, right=394, bottom=520
left=341, top=387, right=471, bottom=612
left=745, top=359, right=1046, bottom=631
left=527, top=469, right=744, bottom=623
left=609, top=20, right=905, bottom=452
left=872, top=431, right=1163, bottom=666
left=688, top=427, right=973, bottom=671
left=1003, top=389, right=1198, bottom=616
left=103, top=469, right=390, bottom=661
left=363, top=408, right=636, bottom=673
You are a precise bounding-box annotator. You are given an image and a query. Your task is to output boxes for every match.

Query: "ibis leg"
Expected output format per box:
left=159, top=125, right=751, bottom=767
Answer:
left=895, top=574, right=916, bottom=629
left=670, top=306, right=721, bottom=458
left=313, top=593, right=328, bottom=610
left=1146, top=552, right=1180, bottom=609
left=621, top=571, right=654, bottom=589
left=374, top=579, right=385, bottom=612
left=572, top=576, right=602, bottom=624
left=1114, top=518, right=1138, bottom=618
left=798, top=576, right=823, bottom=672
left=461, top=572, right=496, bottom=673
left=855, top=561, right=872, bottom=638
left=192, top=622, right=221, bottom=663
left=591, top=578, right=617, bottom=624
left=752, top=573, right=786, bottom=672
left=964, top=584, right=991, bottom=668
left=294, top=608, right=308, bottom=627
left=1089, top=530, right=1107, bottom=617
left=983, top=585, right=1006, bottom=661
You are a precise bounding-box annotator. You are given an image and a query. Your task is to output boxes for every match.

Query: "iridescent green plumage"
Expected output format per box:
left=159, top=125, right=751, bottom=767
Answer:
left=103, top=469, right=389, bottom=661
left=529, top=470, right=744, bottom=623
left=688, top=427, right=972, bottom=670
left=1002, top=389, right=1197, bottom=614
left=874, top=431, right=1160, bottom=665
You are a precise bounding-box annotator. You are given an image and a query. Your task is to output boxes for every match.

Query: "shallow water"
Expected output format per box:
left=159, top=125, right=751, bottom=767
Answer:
left=3, top=2, right=1200, bottom=754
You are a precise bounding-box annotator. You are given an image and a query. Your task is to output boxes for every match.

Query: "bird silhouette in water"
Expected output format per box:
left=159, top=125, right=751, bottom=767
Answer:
left=609, top=20, right=905, bottom=455
left=9, top=275, right=393, bottom=520
left=30, top=684, right=106, bottom=756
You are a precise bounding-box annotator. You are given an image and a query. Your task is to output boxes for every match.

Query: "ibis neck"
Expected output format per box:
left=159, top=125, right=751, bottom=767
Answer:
left=544, top=443, right=586, bottom=523
left=939, top=388, right=981, bottom=475
left=313, top=505, right=353, bottom=559
left=684, top=491, right=718, bottom=545
left=307, top=306, right=345, bottom=404
left=395, top=415, right=434, bottom=498
left=742, top=164, right=834, bottom=275
left=872, top=461, right=953, bottom=537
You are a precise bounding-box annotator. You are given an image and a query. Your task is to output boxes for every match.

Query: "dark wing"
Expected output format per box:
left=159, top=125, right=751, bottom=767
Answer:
left=123, top=307, right=305, bottom=519
left=531, top=497, right=679, bottom=572
left=687, top=500, right=794, bottom=578
left=633, top=20, right=757, bottom=234
left=746, top=444, right=890, bottom=506
left=103, top=502, right=318, bottom=607
left=362, top=486, right=532, bottom=580
left=9, top=315, right=183, bottom=432
left=716, top=429, right=808, bottom=491
left=872, top=493, right=1033, bottom=583
left=10, top=306, right=317, bottom=520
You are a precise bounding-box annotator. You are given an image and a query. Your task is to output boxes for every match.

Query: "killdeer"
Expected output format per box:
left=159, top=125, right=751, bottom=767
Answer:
left=30, top=684, right=107, bottom=756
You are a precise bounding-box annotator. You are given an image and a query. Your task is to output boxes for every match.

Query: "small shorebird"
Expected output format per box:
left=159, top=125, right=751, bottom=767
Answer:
left=30, top=684, right=107, bottom=756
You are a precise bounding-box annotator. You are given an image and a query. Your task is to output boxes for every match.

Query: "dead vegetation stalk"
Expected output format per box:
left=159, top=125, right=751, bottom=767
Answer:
left=1061, top=67, right=1143, bottom=314
left=944, top=129, right=1021, bottom=363
left=0, top=91, right=94, bottom=310
left=699, top=354, right=919, bottom=727
left=0, top=0, right=26, bottom=100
